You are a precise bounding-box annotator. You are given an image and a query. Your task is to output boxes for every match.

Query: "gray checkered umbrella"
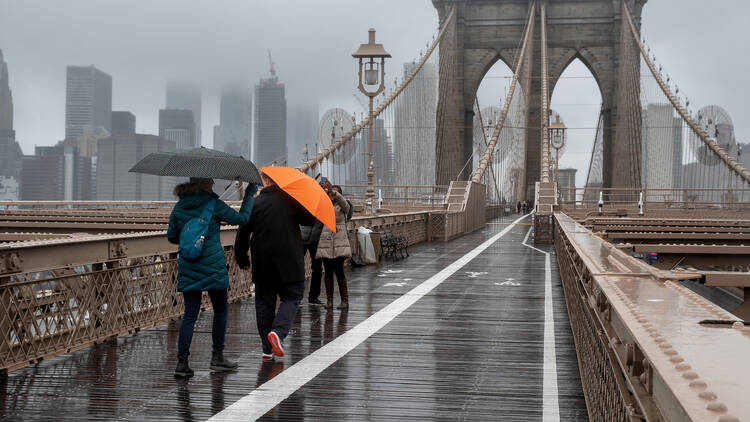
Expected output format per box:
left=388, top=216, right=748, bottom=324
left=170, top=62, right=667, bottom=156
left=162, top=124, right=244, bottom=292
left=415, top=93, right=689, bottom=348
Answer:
left=128, top=147, right=262, bottom=184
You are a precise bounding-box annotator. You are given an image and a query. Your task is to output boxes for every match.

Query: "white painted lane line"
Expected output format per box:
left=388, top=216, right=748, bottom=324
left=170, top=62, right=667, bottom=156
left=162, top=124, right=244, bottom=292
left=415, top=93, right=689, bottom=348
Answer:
left=522, top=226, right=560, bottom=422
left=208, top=214, right=531, bottom=422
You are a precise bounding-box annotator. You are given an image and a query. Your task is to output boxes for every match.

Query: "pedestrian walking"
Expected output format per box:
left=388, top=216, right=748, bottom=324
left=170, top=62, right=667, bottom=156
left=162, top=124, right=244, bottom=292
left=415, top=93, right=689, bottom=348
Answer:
left=167, top=177, right=257, bottom=378
left=234, top=172, right=317, bottom=360
left=316, top=183, right=352, bottom=310
left=516, top=200, right=522, bottom=214
left=300, top=220, right=324, bottom=305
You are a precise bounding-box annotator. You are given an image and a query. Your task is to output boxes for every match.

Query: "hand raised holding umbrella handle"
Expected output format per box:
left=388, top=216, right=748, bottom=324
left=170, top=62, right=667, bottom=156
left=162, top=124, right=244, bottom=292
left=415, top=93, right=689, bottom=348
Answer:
left=245, top=183, right=259, bottom=196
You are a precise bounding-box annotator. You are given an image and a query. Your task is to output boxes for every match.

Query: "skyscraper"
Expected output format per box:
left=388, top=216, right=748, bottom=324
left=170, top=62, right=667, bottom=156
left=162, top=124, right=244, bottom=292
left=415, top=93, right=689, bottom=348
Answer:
left=65, top=66, right=112, bottom=140
left=0, top=49, right=23, bottom=188
left=393, top=61, right=437, bottom=186
left=558, top=168, right=578, bottom=202
left=97, top=134, right=177, bottom=200
left=112, top=111, right=136, bottom=136
left=253, top=75, right=286, bottom=167
left=159, top=109, right=196, bottom=150
left=166, top=81, right=201, bottom=147
left=0, top=49, right=12, bottom=131
left=21, top=143, right=91, bottom=200
left=641, top=103, right=682, bottom=190
left=362, top=118, right=394, bottom=185
left=213, top=85, right=251, bottom=157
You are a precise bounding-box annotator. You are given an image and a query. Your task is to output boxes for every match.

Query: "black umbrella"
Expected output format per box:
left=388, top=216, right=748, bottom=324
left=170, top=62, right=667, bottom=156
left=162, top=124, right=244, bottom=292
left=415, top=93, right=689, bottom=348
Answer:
left=129, top=147, right=262, bottom=184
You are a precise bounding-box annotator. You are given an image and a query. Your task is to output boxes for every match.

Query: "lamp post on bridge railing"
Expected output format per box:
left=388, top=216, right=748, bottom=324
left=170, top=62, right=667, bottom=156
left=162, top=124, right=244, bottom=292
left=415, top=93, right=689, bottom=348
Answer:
left=353, top=28, right=391, bottom=214
left=549, top=113, right=567, bottom=193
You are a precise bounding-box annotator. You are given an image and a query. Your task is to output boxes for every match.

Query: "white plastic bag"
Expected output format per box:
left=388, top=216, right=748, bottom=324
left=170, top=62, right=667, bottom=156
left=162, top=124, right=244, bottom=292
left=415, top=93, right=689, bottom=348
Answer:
left=357, top=226, right=377, bottom=264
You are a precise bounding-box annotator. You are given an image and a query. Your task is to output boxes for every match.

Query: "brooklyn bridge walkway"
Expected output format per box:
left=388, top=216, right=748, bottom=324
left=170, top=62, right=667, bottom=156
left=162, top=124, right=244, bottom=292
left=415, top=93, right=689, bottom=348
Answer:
left=1, top=215, right=588, bottom=421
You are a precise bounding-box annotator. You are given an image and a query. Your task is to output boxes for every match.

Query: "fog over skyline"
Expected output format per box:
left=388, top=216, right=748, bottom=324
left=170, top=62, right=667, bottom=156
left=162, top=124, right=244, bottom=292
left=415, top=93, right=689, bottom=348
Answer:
left=1, top=0, right=748, bottom=184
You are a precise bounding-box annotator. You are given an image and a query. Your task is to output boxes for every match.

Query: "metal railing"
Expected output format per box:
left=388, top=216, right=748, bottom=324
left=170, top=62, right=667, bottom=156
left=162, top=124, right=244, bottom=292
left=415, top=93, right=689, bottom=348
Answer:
left=0, top=209, right=454, bottom=372
left=559, top=187, right=750, bottom=212
left=338, top=184, right=448, bottom=209
left=0, top=201, right=177, bottom=210
left=554, top=212, right=750, bottom=421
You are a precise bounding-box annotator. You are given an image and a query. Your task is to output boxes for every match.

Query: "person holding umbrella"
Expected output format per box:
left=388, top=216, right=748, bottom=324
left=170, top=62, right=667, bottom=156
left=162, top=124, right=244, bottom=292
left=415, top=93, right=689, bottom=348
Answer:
left=167, top=177, right=257, bottom=378
left=316, top=181, right=352, bottom=310
left=129, top=147, right=263, bottom=377
left=234, top=167, right=335, bottom=360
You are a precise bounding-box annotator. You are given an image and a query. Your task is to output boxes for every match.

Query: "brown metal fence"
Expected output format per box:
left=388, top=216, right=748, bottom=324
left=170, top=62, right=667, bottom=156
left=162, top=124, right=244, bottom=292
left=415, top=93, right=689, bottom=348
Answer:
left=553, top=221, right=634, bottom=422
left=0, top=239, right=252, bottom=372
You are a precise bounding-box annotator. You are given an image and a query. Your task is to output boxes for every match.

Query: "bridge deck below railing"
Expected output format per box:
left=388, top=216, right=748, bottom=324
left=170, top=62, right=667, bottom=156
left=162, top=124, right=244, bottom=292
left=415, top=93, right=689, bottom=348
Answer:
left=0, top=216, right=588, bottom=421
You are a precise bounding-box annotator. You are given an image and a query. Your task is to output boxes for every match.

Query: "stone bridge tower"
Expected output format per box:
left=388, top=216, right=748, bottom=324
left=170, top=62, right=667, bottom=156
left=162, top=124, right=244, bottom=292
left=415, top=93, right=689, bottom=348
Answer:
left=433, top=0, right=647, bottom=197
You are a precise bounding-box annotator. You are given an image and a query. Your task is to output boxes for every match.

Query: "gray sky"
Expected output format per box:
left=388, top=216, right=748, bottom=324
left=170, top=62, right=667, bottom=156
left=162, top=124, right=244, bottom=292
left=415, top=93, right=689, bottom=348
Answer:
left=476, top=0, right=750, bottom=186
left=1, top=0, right=748, bottom=187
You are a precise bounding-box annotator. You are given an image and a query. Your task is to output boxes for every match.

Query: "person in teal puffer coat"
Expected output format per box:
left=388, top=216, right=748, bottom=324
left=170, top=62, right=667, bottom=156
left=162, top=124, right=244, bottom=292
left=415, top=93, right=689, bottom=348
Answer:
left=167, top=177, right=257, bottom=378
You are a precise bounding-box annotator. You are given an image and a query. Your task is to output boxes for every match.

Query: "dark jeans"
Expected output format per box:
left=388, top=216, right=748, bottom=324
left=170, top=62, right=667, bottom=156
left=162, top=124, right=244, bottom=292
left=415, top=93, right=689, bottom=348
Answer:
left=304, top=242, right=323, bottom=301
left=322, top=257, right=346, bottom=283
left=178, top=289, right=228, bottom=358
left=254, top=281, right=304, bottom=354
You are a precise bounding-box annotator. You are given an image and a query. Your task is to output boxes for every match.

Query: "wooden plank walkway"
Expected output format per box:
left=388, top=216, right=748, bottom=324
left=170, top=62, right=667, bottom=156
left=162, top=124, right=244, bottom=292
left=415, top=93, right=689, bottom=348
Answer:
left=0, top=216, right=587, bottom=421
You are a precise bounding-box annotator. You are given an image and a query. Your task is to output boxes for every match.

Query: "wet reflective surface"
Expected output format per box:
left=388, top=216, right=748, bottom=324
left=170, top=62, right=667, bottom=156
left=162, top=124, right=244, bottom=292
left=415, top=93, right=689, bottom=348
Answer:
left=1, top=216, right=587, bottom=421
left=557, top=213, right=750, bottom=420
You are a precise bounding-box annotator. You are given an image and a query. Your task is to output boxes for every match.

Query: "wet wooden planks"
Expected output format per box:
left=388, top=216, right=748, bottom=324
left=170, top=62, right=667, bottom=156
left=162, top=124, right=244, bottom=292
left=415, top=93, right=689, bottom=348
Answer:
left=0, top=216, right=587, bottom=421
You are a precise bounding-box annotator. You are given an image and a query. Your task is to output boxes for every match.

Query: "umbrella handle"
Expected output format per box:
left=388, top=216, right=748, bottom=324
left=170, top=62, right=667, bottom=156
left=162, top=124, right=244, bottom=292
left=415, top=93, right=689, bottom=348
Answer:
left=237, top=179, right=244, bottom=200
left=218, top=180, right=243, bottom=201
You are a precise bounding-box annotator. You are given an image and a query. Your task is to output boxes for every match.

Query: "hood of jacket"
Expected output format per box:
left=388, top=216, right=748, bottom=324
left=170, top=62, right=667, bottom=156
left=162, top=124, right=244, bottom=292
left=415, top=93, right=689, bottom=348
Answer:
left=176, top=191, right=217, bottom=210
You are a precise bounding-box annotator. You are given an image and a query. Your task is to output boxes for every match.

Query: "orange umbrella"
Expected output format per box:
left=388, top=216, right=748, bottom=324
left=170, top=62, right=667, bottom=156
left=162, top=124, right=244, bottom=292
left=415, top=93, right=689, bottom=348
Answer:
left=259, top=166, right=336, bottom=233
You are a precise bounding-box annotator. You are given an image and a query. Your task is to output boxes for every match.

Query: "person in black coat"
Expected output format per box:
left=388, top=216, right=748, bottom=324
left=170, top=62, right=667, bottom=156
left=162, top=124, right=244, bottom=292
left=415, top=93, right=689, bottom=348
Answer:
left=234, top=173, right=316, bottom=360
left=300, top=220, right=324, bottom=305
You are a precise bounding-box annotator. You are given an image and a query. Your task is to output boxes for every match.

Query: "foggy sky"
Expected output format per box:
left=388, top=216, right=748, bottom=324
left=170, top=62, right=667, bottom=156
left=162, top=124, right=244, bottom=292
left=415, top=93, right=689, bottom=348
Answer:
left=1, top=0, right=749, bottom=188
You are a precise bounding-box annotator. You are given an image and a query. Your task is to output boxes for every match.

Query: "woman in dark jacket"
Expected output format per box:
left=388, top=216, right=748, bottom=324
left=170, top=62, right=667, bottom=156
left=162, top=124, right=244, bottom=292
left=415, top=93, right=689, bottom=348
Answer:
left=167, top=177, right=257, bottom=378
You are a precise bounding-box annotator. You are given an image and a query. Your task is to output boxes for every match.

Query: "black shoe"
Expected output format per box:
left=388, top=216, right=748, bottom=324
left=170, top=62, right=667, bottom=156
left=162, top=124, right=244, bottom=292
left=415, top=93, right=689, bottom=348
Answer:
left=174, top=357, right=194, bottom=379
left=210, top=351, right=239, bottom=372
left=309, top=298, right=324, bottom=305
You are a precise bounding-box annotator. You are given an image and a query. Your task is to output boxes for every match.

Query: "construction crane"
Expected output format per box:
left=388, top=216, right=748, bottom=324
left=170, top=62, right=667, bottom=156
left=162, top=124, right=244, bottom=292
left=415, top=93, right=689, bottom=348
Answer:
left=267, top=49, right=276, bottom=78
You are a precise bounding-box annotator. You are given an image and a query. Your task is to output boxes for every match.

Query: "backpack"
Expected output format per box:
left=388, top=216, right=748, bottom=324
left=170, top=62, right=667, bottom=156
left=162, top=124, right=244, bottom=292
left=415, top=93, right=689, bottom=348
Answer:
left=345, top=200, right=354, bottom=222
left=178, top=198, right=216, bottom=261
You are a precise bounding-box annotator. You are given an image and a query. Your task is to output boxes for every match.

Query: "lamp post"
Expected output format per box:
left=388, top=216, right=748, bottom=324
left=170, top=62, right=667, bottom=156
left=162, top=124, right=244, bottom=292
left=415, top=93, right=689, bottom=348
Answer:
left=549, top=113, right=567, bottom=188
left=353, top=28, right=391, bottom=213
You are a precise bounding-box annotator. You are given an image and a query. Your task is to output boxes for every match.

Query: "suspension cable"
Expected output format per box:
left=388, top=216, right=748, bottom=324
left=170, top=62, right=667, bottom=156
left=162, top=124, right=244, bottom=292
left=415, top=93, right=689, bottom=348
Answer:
left=298, top=5, right=457, bottom=174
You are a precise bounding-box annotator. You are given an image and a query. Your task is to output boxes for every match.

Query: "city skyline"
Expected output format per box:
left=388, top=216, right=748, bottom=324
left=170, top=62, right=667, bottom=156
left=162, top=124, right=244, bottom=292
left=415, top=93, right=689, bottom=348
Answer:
left=1, top=0, right=745, bottom=162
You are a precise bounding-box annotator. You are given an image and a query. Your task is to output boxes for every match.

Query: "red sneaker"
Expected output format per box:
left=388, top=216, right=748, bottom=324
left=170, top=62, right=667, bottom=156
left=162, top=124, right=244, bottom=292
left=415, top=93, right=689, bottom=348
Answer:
left=267, top=331, right=285, bottom=357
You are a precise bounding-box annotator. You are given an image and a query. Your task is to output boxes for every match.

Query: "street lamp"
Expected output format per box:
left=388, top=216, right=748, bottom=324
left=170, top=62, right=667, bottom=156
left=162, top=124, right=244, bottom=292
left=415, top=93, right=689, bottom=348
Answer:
left=353, top=28, right=391, bottom=213
left=549, top=113, right=567, bottom=188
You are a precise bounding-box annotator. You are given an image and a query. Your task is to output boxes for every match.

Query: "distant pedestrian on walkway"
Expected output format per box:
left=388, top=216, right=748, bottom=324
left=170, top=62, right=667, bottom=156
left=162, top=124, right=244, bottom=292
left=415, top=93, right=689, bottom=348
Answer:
left=300, top=219, right=324, bottom=305
left=316, top=183, right=352, bottom=310
left=167, top=177, right=257, bottom=378
left=234, top=172, right=316, bottom=361
left=516, top=201, right=522, bottom=214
